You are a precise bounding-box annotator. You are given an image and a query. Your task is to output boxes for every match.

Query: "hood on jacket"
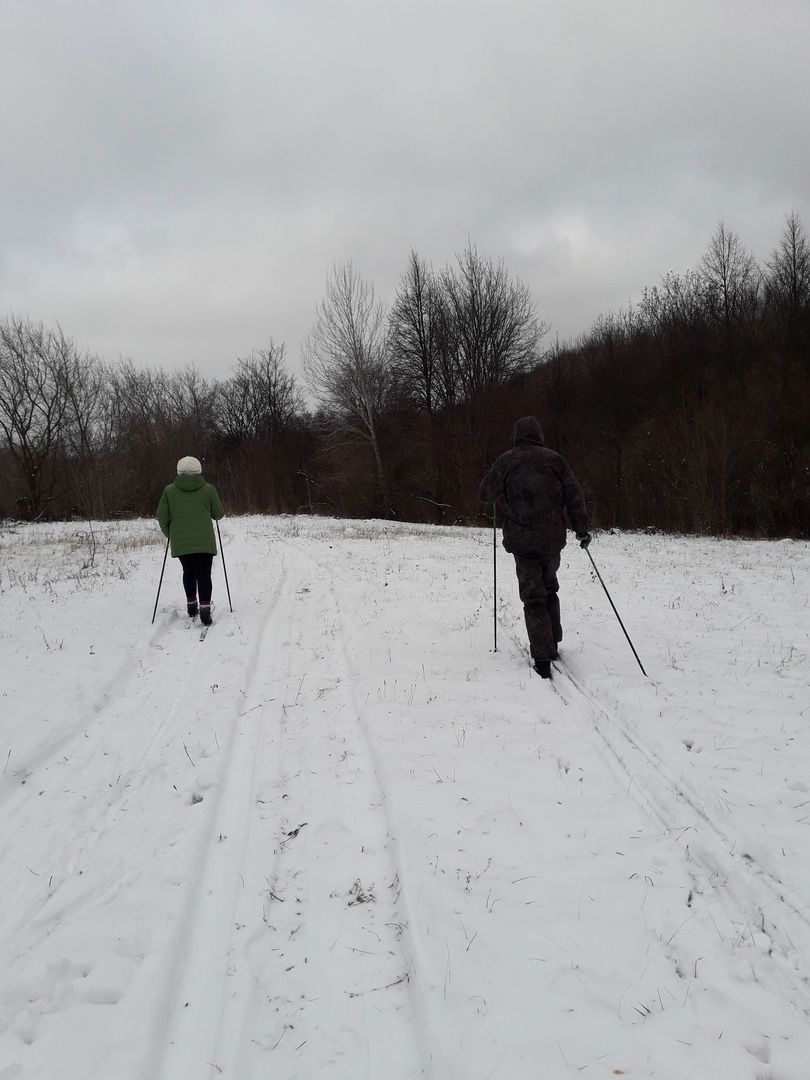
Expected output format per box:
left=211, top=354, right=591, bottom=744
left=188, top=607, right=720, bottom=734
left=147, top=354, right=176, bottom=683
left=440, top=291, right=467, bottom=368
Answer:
left=513, top=416, right=544, bottom=447
left=174, top=474, right=206, bottom=492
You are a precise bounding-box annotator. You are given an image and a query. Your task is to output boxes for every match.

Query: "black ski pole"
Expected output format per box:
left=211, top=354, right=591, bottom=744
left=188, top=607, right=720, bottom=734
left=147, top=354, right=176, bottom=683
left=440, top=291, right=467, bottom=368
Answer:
left=492, top=501, right=497, bottom=652
left=216, top=519, right=233, bottom=612
left=151, top=537, right=169, bottom=625
left=584, top=546, right=647, bottom=677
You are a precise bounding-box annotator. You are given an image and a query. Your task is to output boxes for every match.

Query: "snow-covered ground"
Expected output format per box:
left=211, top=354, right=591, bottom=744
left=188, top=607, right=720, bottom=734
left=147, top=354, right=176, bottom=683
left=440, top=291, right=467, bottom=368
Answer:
left=1, top=515, right=808, bottom=1080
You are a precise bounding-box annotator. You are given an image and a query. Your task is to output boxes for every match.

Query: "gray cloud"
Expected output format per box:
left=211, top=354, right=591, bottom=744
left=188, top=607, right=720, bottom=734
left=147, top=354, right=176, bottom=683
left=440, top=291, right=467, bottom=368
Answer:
left=1, top=0, right=808, bottom=376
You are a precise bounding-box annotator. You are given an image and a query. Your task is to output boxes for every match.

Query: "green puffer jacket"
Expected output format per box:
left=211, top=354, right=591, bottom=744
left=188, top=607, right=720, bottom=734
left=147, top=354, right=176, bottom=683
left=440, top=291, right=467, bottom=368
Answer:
left=156, top=475, right=225, bottom=557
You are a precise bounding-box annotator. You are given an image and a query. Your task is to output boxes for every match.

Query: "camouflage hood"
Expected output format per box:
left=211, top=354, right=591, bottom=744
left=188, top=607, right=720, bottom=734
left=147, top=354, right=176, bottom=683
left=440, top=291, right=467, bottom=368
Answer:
left=513, top=416, right=544, bottom=447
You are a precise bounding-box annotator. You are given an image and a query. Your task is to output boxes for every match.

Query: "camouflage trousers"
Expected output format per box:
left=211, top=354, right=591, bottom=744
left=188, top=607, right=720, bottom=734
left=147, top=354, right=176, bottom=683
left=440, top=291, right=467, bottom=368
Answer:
left=513, top=553, right=562, bottom=661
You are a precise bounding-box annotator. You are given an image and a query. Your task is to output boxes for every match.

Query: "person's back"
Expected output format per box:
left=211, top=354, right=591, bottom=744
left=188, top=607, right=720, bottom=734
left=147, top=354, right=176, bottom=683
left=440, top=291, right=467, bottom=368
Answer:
left=479, top=416, right=591, bottom=678
left=156, top=456, right=225, bottom=625
left=160, top=472, right=221, bottom=558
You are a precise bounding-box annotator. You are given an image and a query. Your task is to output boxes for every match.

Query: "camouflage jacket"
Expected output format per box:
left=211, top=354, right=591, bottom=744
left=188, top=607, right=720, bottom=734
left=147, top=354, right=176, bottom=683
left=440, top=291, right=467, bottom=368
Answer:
left=479, top=417, right=589, bottom=555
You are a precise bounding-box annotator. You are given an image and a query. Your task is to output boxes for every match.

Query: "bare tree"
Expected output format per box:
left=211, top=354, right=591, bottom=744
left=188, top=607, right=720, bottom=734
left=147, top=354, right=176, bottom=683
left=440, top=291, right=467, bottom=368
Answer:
left=168, top=365, right=215, bottom=435
left=639, top=269, right=706, bottom=339
left=388, top=250, right=463, bottom=513
left=0, top=316, right=78, bottom=518
left=215, top=341, right=303, bottom=444
left=440, top=243, right=546, bottom=402
left=766, top=210, right=810, bottom=319
left=105, top=360, right=177, bottom=510
left=214, top=366, right=253, bottom=444
left=700, top=222, right=760, bottom=333
left=161, top=365, right=217, bottom=466
left=112, top=360, right=163, bottom=444
left=389, top=250, right=447, bottom=415
left=303, top=263, right=393, bottom=511
left=60, top=350, right=109, bottom=516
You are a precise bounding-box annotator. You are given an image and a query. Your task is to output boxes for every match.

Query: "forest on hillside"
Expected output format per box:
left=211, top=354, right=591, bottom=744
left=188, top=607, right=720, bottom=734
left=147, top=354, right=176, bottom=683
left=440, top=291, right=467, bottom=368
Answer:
left=1, top=215, right=808, bottom=538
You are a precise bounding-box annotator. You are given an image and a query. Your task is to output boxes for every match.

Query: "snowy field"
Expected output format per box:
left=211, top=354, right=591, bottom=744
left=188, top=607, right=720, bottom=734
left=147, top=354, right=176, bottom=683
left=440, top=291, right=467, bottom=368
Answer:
left=1, top=515, right=809, bottom=1080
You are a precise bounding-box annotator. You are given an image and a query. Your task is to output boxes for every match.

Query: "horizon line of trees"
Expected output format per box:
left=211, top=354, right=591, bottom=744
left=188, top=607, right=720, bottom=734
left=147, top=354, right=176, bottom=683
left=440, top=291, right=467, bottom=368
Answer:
left=1, top=216, right=808, bottom=539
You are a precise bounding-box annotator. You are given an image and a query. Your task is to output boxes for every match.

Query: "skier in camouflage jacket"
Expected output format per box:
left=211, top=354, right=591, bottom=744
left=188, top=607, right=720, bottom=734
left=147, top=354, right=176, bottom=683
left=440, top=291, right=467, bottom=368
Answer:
left=479, top=416, right=591, bottom=678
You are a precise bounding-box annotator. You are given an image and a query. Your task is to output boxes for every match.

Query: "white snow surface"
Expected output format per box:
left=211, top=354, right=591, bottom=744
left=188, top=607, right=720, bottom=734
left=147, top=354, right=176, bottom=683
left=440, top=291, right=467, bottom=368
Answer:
left=1, top=515, right=809, bottom=1080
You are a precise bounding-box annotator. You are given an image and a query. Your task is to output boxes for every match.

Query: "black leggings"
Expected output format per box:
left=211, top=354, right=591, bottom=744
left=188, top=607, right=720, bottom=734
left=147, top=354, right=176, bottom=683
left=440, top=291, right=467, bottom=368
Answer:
left=178, top=553, right=214, bottom=605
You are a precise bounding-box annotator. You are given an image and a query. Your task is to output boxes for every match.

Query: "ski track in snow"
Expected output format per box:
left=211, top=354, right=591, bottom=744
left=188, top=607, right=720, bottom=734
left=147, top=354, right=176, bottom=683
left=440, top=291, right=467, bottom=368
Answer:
left=1, top=517, right=809, bottom=1080
left=555, top=659, right=810, bottom=1000
left=0, top=617, right=216, bottom=956
left=145, top=562, right=291, bottom=1080
left=503, top=598, right=810, bottom=998
left=149, top=543, right=426, bottom=1080
left=0, top=611, right=178, bottom=816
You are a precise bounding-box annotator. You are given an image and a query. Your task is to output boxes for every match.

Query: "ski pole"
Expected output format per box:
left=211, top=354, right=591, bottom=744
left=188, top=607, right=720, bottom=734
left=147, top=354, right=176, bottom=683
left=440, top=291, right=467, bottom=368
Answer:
left=151, top=537, right=169, bottom=625
left=216, top=519, right=233, bottom=612
left=492, top=501, right=497, bottom=652
left=583, top=546, right=647, bottom=677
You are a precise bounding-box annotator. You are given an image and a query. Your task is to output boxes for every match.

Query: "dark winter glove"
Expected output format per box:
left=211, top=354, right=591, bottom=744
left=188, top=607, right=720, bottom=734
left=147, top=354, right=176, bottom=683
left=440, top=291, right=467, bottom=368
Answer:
left=577, top=532, right=592, bottom=549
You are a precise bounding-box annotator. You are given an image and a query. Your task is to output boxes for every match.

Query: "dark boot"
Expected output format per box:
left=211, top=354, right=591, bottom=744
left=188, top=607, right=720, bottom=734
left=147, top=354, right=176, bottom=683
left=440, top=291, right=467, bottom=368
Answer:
left=187, top=598, right=198, bottom=618
left=534, top=659, right=552, bottom=679
left=199, top=603, right=212, bottom=626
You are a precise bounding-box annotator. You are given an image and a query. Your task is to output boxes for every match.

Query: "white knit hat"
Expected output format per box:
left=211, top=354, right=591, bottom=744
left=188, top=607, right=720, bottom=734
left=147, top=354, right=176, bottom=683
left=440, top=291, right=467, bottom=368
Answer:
left=176, top=456, right=202, bottom=476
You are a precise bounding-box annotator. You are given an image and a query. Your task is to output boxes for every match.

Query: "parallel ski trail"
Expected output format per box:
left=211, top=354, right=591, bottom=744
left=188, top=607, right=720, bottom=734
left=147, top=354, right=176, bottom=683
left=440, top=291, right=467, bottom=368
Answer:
left=0, top=614, right=217, bottom=952
left=0, top=609, right=182, bottom=816
left=554, top=658, right=810, bottom=1001
left=326, top=566, right=429, bottom=1077
left=198, top=543, right=427, bottom=1079
left=146, top=566, right=289, bottom=1080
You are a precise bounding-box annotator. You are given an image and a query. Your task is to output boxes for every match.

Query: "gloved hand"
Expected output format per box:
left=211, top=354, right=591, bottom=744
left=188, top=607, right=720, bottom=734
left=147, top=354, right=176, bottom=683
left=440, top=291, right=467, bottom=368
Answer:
left=577, top=532, right=592, bottom=549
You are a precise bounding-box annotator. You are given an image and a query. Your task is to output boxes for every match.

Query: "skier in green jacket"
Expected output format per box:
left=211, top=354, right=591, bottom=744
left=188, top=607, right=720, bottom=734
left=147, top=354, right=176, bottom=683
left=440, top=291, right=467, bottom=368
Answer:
left=156, top=456, right=225, bottom=626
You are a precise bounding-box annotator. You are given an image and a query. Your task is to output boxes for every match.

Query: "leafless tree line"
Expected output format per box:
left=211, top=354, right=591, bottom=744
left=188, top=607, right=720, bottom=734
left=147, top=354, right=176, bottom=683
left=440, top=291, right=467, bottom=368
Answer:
left=1, top=220, right=808, bottom=536
left=303, top=245, right=547, bottom=513
left=0, top=242, right=543, bottom=521
left=536, top=213, right=810, bottom=536
left=0, top=327, right=306, bottom=519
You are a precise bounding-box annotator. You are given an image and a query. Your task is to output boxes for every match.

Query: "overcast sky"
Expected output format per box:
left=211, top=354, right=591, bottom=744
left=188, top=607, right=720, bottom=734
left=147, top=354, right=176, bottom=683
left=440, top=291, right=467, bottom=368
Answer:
left=1, top=0, right=808, bottom=379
